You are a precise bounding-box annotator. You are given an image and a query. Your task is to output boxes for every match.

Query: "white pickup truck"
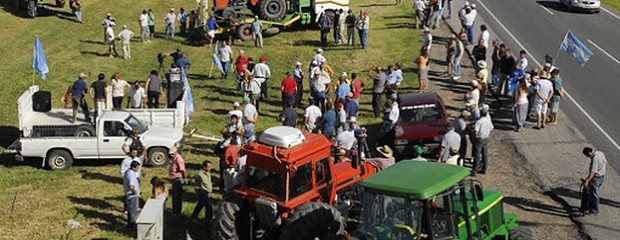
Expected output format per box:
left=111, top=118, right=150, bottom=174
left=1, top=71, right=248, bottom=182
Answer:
left=6, top=85, right=186, bottom=170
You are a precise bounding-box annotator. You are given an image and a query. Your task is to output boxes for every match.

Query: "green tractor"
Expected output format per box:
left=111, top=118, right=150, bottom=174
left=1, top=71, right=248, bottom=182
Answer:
left=350, top=161, right=532, bottom=240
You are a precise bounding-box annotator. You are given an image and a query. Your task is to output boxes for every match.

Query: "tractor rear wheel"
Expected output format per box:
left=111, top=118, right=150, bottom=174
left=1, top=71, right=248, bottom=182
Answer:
left=222, top=7, right=237, bottom=20
left=259, top=0, right=286, bottom=21
left=509, top=226, right=533, bottom=240
left=27, top=0, right=37, bottom=18
left=279, top=202, right=345, bottom=240
left=237, top=24, right=253, bottom=41
left=216, top=201, right=251, bottom=240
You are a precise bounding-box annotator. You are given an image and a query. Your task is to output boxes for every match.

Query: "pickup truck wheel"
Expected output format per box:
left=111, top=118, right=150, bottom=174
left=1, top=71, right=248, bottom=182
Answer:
left=148, top=147, right=169, bottom=167
left=47, top=149, right=73, bottom=170
left=74, top=125, right=95, bottom=137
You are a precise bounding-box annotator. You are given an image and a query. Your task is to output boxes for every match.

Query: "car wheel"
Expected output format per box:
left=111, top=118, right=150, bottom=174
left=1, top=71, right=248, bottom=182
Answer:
left=148, top=147, right=169, bottom=167
left=47, top=149, right=74, bottom=170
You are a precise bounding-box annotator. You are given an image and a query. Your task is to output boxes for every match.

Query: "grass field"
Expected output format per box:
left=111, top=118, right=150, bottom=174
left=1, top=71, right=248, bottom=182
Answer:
left=0, top=0, right=421, bottom=239
left=603, top=0, right=620, bottom=13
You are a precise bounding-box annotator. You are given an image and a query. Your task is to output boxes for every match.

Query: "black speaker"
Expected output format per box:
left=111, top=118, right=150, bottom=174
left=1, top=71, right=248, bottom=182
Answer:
left=33, top=91, right=52, bottom=112
left=167, top=81, right=184, bottom=108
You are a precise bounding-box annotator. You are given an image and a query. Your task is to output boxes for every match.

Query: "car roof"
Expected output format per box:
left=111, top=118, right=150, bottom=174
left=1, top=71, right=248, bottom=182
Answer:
left=399, top=92, right=442, bottom=106
left=362, top=161, right=471, bottom=200
left=101, top=111, right=131, bottom=121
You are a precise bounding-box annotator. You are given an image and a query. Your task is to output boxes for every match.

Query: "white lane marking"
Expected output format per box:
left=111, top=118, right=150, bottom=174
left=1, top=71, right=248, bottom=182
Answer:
left=477, top=0, right=620, bottom=153
left=602, top=7, right=620, bottom=21
left=587, top=39, right=620, bottom=64
left=540, top=5, right=554, bottom=15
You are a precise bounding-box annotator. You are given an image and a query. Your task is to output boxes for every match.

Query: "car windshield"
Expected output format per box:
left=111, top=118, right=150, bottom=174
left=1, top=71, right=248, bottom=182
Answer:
left=400, top=104, right=441, bottom=123
left=357, top=192, right=422, bottom=240
left=124, top=116, right=147, bottom=133
left=246, top=166, right=284, bottom=198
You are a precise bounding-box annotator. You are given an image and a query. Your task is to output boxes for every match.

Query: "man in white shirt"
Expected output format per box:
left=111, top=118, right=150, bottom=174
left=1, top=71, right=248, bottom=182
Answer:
left=413, top=0, right=426, bottom=29
left=466, top=80, right=480, bottom=106
left=118, top=25, right=135, bottom=59
left=304, top=98, right=322, bottom=132
left=105, top=26, right=119, bottom=58
left=242, top=97, right=258, bottom=143
left=479, top=24, right=489, bottom=48
left=473, top=108, right=493, bottom=174
left=228, top=102, right=243, bottom=122
left=219, top=41, right=234, bottom=79
left=463, top=8, right=476, bottom=44
left=252, top=56, right=271, bottom=99
left=535, top=78, right=553, bottom=129
left=165, top=8, right=176, bottom=39
left=423, top=28, right=433, bottom=52
left=111, top=73, right=129, bottom=109
left=139, top=10, right=150, bottom=43
left=310, top=48, right=327, bottom=71
left=120, top=148, right=143, bottom=178
left=128, top=81, right=146, bottom=108
left=438, top=123, right=461, bottom=162
left=518, top=50, right=528, bottom=70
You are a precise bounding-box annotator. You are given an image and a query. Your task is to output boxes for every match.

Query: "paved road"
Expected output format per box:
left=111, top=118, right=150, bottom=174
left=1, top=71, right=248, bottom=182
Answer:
left=472, top=0, right=620, bottom=168
left=442, top=0, right=620, bottom=239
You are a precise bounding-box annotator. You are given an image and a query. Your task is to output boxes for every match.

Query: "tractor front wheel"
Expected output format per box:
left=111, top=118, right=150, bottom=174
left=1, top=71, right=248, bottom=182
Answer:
left=259, top=0, right=286, bottom=21
left=279, top=202, right=345, bottom=240
left=237, top=24, right=253, bottom=41
left=509, top=226, right=533, bottom=240
left=216, top=200, right=251, bottom=240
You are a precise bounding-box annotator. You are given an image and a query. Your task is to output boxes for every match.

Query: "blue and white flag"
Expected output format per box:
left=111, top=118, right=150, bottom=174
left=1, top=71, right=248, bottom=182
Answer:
left=560, top=31, right=594, bottom=67
left=181, top=68, right=194, bottom=118
left=212, top=41, right=224, bottom=75
left=32, top=36, right=49, bottom=80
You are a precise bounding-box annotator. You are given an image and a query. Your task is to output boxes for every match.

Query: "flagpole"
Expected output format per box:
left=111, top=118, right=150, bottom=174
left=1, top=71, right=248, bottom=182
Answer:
left=551, top=30, right=570, bottom=67
left=32, top=70, right=35, bottom=86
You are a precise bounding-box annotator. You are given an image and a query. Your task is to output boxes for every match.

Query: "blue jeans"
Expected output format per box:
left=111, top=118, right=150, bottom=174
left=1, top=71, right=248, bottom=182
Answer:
left=315, top=91, right=326, bottom=112
left=126, top=194, right=139, bottom=225
left=453, top=56, right=462, bottom=77
left=171, top=179, right=184, bottom=214
left=244, top=123, right=255, bottom=144
left=221, top=61, right=230, bottom=79
left=347, top=28, right=355, bottom=46
left=465, top=25, right=474, bottom=44
left=359, top=29, right=368, bottom=49
left=430, top=9, right=443, bottom=29
left=587, top=176, right=604, bottom=214
left=166, top=24, right=175, bottom=38
left=190, top=192, right=213, bottom=221
left=74, top=10, right=83, bottom=23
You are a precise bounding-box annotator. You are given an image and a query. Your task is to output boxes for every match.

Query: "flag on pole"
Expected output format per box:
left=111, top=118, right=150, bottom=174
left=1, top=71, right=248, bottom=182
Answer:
left=212, top=41, right=225, bottom=75
left=32, top=36, right=49, bottom=80
left=181, top=68, right=194, bottom=118
left=560, top=30, right=594, bottom=67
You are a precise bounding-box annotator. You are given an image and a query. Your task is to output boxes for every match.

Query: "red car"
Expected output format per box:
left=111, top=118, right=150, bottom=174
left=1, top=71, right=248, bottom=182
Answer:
left=391, top=92, right=448, bottom=156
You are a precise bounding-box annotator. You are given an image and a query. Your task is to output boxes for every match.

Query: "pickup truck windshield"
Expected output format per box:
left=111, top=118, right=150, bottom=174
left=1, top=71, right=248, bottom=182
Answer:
left=125, top=116, right=147, bottom=133
left=400, top=104, right=441, bottom=123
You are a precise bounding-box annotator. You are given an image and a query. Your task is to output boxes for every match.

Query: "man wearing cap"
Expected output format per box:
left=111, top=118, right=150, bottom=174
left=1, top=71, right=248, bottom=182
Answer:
left=279, top=102, right=298, bottom=127
left=410, top=145, right=427, bottom=161
left=165, top=9, right=176, bottom=39
left=322, top=102, right=337, bottom=138
left=304, top=97, right=322, bottom=132
left=476, top=60, right=488, bottom=103
left=253, top=56, right=271, bottom=100
left=534, top=74, right=553, bottom=129
left=413, top=0, right=426, bottom=29
left=465, top=80, right=480, bottom=106
left=422, top=28, right=433, bottom=52
left=473, top=108, right=493, bottom=174
left=465, top=99, right=480, bottom=121
left=344, top=92, right=359, bottom=119
left=336, top=127, right=357, bottom=151
left=104, top=23, right=119, bottom=58
left=117, top=25, right=135, bottom=59
left=281, top=72, right=297, bottom=107
left=169, top=147, right=187, bottom=215
left=251, top=16, right=263, bottom=48
left=242, top=96, right=258, bottom=143
left=72, top=73, right=91, bottom=123
left=549, top=69, right=564, bottom=125
left=379, top=100, right=399, bottom=139
left=366, top=145, right=395, bottom=170
left=438, top=123, right=461, bottom=163
left=293, top=62, right=305, bottom=106
left=336, top=76, right=351, bottom=101
left=336, top=102, right=348, bottom=133
left=310, top=49, right=327, bottom=72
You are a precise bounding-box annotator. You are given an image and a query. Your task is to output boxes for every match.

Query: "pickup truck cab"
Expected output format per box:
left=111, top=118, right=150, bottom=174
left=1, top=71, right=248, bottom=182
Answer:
left=391, top=92, right=448, bottom=156
left=7, top=85, right=185, bottom=170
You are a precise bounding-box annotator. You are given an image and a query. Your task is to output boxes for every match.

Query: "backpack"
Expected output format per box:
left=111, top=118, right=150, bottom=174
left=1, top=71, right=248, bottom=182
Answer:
left=129, top=137, right=143, bottom=153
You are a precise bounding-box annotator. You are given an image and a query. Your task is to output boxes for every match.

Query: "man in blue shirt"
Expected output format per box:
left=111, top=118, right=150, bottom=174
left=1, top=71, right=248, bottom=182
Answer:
left=205, top=16, right=219, bottom=46
left=336, top=78, right=351, bottom=101
left=123, top=160, right=141, bottom=228
left=72, top=72, right=91, bottom=123
left=322, top=102, right=337, bottom=138
left=344, top=92, right=358, bottom=119
left=251, top=16, right=263, bottom=48
left=319, top=12, right=332, bottom=47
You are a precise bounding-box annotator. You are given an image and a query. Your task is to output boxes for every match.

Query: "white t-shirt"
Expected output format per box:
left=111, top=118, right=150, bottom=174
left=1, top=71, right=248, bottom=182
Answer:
left=129, top=87, right=145, bottom=108
left=311, top=53, right=326, bottom=65
left=112, top=79, right=129, bottom=97
left=536, top=79, right=553, bottom=103
left=120, top=156, right=142, bottom=178
left=388, top=104, right=400, bottom=124
left=466, top=89, right=480, bottom=106
left=414, top=0, right=425, bottom=11
left=423, top=33, right=433, bottom=51
left=336, top=130, right=356, bottom=150
left=228, top=109, right=243, bottom=121
left=105, top=27, right=115, bottom=42
left=165, top=13, right=176, bottom=25
left=220, top=46, right=233, bottom=62
left=304, top=105, right=322, bottom=130
left=139, top=14, right=149, bottom=27
left=118, top=29, right=134, bottom=44
left=519, top=57, right=528, bottom=70
left=463, top=13, right=476, bottom=26
left=243, top=104, right=257, bottom=123
left=479, top=30, right=489, bottom=48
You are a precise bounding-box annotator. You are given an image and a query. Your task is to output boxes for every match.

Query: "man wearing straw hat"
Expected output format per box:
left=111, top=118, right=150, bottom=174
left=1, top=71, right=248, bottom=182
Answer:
left=366, top=145, right=395, bottom=170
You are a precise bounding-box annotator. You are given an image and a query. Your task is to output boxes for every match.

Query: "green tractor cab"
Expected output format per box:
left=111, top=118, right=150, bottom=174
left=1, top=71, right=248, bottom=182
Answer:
left=352, top=161, right=531, bottom=240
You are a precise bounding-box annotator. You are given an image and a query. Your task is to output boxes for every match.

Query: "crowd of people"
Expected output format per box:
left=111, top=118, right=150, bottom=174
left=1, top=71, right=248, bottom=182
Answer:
left=316, top=9, right=370, bottom=48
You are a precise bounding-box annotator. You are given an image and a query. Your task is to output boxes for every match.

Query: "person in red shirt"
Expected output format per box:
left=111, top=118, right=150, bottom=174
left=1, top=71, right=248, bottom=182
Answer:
left=168, top=147, right=187, bottom=215
left=220, top=138, right=240, bottom=194
left=281, top=72, right=298, bottom=108
left=235, top=50, right=248, bottom=90
left=350, top=72, right=364, bottom=104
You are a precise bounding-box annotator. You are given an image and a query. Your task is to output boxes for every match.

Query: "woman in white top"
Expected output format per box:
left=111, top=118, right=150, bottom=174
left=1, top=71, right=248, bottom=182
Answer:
left=513, top=77, right=529, bottom=132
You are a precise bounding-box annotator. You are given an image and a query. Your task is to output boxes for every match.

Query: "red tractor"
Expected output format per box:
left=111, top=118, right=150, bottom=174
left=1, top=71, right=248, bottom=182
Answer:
left=217, top=126, right=378, bottom=239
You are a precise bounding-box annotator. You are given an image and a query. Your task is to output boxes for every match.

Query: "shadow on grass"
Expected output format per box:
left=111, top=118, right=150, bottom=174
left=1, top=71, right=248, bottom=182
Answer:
left=80, top=40, right=106, bottom=46
left=69, top=196, right=118, bottom=211
left=80, top=50, right=109, bottom=57
left=360, top=3, right=395, bottom=7
left=74, top=207, right=133, bottom=237
left=80, top=169, right=123, bottom=184
left=0, top=1, right=79, bottom=21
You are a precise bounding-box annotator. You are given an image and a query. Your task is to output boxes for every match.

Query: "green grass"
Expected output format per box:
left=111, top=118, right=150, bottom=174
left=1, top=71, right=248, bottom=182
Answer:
left=603, top=0, right=620, bottom=13
left=0, top=0, right=421, bottom=239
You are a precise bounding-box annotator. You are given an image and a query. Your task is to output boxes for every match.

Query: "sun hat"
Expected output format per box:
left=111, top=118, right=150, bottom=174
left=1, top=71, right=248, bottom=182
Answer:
left=233, top=102, right=240, bottom=107
left=316, top=48, right=323, bottom=53
left=242, top=96, right=250, bottom=102
left=79, top=72, right=87, bottom=78
left=348, top=116, right=357, bottom=122
left=477, top=60, right=487, bottom=69
left=471, top=80, right=479, bottom=87
left=295, top=61, right=302, bottom=66
left=461, top=110, right=471, bottom=118
left=376, top=145, right=393, bottom=158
